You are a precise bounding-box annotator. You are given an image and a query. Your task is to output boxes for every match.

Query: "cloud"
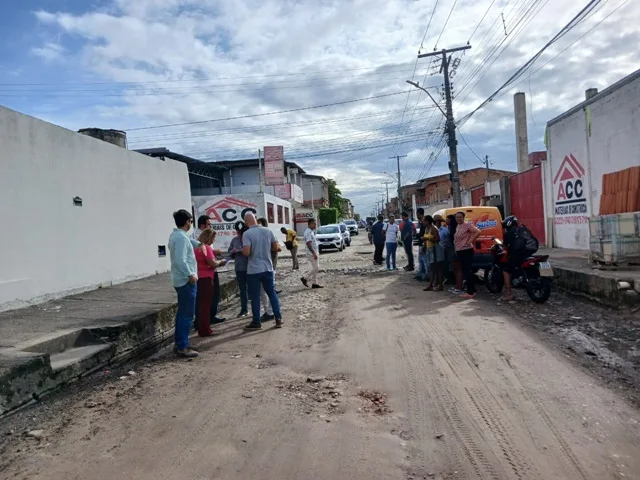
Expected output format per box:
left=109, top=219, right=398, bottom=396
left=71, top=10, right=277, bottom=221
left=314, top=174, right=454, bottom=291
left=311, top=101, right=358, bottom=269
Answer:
left=14, top=0, right=640, bottom=214
left=31, top=42, right=66, bottom=63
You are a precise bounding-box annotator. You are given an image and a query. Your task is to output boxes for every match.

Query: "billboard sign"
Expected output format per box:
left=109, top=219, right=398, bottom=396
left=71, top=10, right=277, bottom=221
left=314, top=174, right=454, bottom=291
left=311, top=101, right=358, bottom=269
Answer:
left=264, top=146, right=285, bottom=185
left=552, top=153, right=588, bottom=222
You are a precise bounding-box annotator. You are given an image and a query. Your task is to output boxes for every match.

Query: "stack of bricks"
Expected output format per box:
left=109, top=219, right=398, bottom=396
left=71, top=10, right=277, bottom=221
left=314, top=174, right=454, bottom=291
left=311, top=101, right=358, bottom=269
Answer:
left=599, top=166, right=640, bottom=215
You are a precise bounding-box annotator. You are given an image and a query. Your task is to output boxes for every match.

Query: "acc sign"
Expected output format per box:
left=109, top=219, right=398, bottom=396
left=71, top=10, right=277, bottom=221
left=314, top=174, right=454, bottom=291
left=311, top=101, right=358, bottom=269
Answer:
left=553, top=154, right=587, bottom=216
left=205, top=197, right=257, bottom=224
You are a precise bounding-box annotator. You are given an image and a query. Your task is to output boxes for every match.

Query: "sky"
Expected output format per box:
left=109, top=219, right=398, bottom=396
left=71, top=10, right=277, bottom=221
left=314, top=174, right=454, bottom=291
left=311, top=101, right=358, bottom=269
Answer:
left=1, top=0, right=638, bottom=216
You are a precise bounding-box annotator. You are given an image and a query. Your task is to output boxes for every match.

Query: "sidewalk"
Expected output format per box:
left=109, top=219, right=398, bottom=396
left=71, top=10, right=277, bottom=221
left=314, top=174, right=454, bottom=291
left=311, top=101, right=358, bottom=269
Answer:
left=540, top=247, right=640, bottom=306
left=0, top=270, right=239, bottom=415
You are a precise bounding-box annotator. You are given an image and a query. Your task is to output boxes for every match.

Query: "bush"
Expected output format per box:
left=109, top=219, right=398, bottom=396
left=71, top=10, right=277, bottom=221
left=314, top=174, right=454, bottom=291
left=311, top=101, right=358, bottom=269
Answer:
left=318, top=208, right=338, bottom=226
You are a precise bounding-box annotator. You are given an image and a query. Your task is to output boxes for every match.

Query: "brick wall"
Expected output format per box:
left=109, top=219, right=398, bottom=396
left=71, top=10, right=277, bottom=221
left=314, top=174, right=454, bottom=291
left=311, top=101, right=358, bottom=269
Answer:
left=401, top=168, right=514, bottom=205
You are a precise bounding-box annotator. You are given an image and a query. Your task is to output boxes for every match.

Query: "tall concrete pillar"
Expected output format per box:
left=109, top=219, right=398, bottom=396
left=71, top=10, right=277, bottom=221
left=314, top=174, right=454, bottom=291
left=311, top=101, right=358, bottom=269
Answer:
left=513, top=92, right=529, bottom=172
left=585, top=88, right=598, bottom=100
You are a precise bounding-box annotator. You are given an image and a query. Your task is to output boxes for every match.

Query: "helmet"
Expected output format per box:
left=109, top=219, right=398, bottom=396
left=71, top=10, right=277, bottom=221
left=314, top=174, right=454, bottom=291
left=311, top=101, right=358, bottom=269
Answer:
left=502, top=215, right=518, bottom=229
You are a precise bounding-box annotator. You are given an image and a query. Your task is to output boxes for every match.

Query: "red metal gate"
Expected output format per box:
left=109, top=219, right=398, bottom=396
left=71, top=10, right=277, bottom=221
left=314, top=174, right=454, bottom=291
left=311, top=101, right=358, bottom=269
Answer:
left=471, top=185, right=485, bottom=206
left=509, top=167, right=545, bottom=245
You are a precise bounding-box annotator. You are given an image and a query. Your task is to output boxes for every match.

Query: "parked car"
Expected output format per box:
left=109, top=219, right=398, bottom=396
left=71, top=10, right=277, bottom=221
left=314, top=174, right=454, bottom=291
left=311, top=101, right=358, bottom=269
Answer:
left=338, top=223, right=352, bottom=246
left=358, top=220, right=367, bottom=229
left=316, top=225, right=344, bottom=252
left=344, top=219, right=359, bottom=235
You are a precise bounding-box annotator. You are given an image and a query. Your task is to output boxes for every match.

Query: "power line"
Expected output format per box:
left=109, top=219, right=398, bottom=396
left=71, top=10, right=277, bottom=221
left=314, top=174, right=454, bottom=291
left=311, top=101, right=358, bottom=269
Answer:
left=468, top=0, right=497, bottom=42
left=127, top=90, right=411, bottom=131
left=0, top=63, right=415, bottom=86
left=458, top=0, right=604, bottom=125
left=434, top=0, right=460, bottom=50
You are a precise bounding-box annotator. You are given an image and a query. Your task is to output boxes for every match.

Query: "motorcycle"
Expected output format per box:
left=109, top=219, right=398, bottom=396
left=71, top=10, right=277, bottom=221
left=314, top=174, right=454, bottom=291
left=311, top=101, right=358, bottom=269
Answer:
left=484, top=237, right=553, bottom=303
left=366, top=226, right=373, bottom=245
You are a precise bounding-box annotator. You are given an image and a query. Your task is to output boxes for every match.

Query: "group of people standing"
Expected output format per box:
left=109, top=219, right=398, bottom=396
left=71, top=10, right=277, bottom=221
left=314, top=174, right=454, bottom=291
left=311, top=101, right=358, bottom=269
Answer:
left=168, top=210, right=322, bottom=358
left=370, top=209, right=481, bottom=300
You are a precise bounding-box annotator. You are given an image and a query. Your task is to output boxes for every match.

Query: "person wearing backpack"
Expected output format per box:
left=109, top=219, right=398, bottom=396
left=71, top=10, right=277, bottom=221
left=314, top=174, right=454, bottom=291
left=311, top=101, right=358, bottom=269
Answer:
left=502, top=215, right=537, bottom=300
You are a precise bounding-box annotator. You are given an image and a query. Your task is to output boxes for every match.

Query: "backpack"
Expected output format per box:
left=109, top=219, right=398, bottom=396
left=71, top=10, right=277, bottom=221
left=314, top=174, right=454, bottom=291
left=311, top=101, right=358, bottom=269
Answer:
left=517, top=224, right=539, bottom=253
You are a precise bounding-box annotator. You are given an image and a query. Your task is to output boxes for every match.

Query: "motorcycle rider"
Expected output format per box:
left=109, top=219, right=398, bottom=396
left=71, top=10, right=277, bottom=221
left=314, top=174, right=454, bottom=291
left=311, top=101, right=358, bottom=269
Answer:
left=502, top=215, right=528, bottom=301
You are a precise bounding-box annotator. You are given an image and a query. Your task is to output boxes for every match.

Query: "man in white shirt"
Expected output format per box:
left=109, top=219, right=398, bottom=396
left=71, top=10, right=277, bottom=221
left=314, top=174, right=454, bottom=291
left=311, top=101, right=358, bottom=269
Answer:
left=382, top=214, right=399, bottom=271
left=300, top=218, right=323, bottom=289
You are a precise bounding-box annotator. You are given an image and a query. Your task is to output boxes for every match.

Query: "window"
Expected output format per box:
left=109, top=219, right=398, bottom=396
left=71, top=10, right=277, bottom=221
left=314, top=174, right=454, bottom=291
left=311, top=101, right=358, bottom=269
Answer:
left=277, top=205, right=284, bottom=224
left=267, top=202, right=275, bottom=224
left=285, top=207, right=290, bottom=224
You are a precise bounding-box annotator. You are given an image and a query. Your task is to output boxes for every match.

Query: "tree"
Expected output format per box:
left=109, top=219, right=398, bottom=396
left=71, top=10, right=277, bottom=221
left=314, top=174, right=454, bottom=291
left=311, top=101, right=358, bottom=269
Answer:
left=327, top=178, right=345, bottom=216
left=318, top=208, right=338, bottom=226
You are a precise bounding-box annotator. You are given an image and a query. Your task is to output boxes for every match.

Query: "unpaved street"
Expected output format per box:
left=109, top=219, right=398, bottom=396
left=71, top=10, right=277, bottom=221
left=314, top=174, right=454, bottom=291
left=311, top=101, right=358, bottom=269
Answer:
left=2, top=235, right=640, bottom=479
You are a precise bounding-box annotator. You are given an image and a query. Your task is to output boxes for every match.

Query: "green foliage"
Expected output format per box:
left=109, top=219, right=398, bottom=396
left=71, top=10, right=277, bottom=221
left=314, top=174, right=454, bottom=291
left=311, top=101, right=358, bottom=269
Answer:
left=318, top=208, right=338, bottom=226
left=327, top=178, right=345, bottom=216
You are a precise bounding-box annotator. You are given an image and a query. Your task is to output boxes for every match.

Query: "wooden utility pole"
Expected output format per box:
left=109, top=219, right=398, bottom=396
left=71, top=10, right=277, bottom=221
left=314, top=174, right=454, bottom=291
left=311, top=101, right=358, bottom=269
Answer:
left=418, top=45, right=471, bottom=207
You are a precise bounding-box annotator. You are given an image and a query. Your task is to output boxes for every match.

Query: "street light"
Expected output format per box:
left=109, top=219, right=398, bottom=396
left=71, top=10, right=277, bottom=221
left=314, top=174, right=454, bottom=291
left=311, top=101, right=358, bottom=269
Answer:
left=406, top=79, right=462, bottom=207
left=405, top=80, right=447, bottom=118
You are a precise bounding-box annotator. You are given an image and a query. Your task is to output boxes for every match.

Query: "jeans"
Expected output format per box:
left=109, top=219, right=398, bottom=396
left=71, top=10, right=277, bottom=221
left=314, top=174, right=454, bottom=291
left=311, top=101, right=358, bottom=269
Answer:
left=417, top=250, right=430, bottom=280
left=457, top=248, right=477, bottom=294
left=373, top=242, right=385, bottom=264
left=386, top=242, right=398, bottom=269
left=260, top=272, right=275, bottom=315
left=235, top=270, right=248, bottom=313
left=247, top=271, right=281, bottom=325
left=403, top=239, right=414, bottom=269
left=210, top=271, right=221, bottom=320
left=174, top=282, right=197, bottom=350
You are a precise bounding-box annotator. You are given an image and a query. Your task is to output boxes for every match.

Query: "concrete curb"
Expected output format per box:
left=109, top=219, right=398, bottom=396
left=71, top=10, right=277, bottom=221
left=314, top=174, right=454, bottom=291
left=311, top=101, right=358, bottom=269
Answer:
left=0, top=277, right=239, bottom=416
left=552, top=265, right=639, bottom=307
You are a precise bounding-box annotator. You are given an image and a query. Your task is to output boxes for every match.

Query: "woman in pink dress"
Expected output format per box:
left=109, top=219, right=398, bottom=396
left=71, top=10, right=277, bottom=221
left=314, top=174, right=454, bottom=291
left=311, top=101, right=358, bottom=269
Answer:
left=194, top=229, right=227, bottom=336
left=454, top=211, right=481, bottom=299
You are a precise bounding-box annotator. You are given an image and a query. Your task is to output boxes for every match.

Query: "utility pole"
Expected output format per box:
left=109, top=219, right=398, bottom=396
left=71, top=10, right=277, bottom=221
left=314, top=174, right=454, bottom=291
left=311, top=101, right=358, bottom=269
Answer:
left=417, top=45, right=471, bottom=207
left=484, top=155, right=490, bottom=182
left=389, top=155, right=407, bottom=213
left=258, top=149, right=264, bottom=194
left=381, top=181, right=393, bottom=204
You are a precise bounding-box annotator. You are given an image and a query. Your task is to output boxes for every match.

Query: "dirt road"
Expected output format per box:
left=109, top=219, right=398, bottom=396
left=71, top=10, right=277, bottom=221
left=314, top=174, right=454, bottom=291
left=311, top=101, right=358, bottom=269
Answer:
left=2, top=235, right=640, bottom=479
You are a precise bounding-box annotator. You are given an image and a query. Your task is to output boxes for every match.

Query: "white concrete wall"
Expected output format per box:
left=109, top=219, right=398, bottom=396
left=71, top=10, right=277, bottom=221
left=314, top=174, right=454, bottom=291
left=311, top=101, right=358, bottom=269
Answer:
left=0, top=106, right=192, bottom=311
left=544, top=71, right=640, bottom=250
left=485, top=179, right=502, bottom=197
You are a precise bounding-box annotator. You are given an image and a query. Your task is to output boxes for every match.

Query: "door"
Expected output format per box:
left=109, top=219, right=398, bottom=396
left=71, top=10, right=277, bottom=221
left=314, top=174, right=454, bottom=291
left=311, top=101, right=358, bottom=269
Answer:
left=509, top=167, right=546, bottom=245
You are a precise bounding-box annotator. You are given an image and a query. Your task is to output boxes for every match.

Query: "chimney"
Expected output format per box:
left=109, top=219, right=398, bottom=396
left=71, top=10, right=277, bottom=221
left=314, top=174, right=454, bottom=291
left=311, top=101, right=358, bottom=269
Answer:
left=513, top=92, right=529, bottom=173
left=585, top=88, right=598, bottom=100
left=78, top=128, right=128, bottom=148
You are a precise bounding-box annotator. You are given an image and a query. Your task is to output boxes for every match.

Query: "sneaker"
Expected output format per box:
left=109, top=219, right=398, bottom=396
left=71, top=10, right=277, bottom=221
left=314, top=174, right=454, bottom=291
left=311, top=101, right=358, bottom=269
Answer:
left=393, top=267, right=399, bottom=271
left=459, top=293, right=476, bottom=299
left=449, top=288, right=463, bottom=294
left=311, top=284, right=324, bottom=289
left=238, top=310, right=249, bottom=317
left=244, top=323, right=262, bottom=330
left=275, top=318, right=284, bottom=328
left=301, top=277, right=308, bottom=287
left=176, top=348, right=199, bottom=358
left=261, top=313, right=275, bottom=321
left=386, top=268, right=392, bottom=272
left=211, top=317, right=226, bottom=324
left=275, top=289, right=282, bottom=294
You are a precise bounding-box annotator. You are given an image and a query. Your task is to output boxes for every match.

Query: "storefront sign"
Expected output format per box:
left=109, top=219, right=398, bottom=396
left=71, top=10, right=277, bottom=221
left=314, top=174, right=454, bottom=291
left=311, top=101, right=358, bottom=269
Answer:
left=264, top=146, right=285, bottom=185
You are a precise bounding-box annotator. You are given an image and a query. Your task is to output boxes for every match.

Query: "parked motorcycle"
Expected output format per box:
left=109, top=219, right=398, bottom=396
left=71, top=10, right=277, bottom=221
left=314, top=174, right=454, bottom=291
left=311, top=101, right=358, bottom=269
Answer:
left=484, top=238, right=553, bottom=303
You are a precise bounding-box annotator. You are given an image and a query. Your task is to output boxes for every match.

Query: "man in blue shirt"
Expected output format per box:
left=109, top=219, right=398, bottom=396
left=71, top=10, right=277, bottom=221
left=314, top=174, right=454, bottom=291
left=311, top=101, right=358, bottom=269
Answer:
left=371, top=215, right=385, bottom=265
left=168, top=209, right=201, bottom=358
left=242, top=212, right=282, bottom=330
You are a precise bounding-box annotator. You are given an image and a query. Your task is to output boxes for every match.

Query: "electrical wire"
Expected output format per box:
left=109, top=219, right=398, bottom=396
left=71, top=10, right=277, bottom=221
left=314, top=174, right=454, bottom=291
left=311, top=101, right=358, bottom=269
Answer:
left=127, top=90, right=411, bottom=131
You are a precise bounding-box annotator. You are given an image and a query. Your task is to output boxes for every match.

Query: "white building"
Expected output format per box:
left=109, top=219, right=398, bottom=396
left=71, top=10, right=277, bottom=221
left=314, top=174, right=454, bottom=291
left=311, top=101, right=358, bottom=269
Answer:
left=1, top=108, right=192, bottom=311
left=543, top=69, right=640, bottom=250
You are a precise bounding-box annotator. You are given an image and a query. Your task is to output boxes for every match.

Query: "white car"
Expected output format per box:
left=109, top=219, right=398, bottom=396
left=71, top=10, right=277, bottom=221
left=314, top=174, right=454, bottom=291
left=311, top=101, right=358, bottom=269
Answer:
left=338, top=223, right=352, bottom=247
left=344, top=219, right=359, bottom=235
left=316, top=225, right=344, bottom=252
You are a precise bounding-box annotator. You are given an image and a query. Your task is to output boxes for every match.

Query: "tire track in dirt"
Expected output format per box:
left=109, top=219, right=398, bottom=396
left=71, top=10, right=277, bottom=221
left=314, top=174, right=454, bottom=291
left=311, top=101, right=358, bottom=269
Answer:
left=497, top=354, right=589, bottom=480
